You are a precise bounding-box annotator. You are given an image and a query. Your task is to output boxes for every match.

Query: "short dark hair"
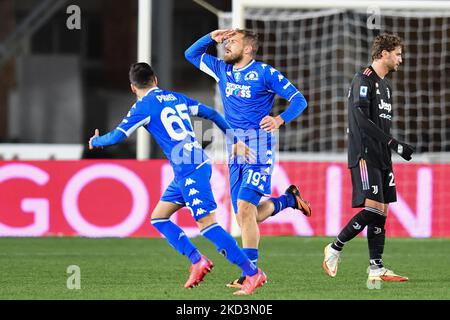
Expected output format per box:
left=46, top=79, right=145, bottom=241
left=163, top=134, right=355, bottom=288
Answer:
left=129, top=62, right=156, bottom=89
left=235, top=29, right=259, bottom=56
left=371, top=33, right=404, bottom=61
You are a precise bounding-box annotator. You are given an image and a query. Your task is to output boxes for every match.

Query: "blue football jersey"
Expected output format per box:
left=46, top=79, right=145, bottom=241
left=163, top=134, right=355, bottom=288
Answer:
left=185, top=35, right=302, bottom=131
left=117, top=87, right=209, bottom=178
left=202, top=58, right=300, bottom=131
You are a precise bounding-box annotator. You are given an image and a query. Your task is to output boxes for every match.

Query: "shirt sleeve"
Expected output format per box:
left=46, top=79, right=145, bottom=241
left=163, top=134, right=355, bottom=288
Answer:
left=116, top=100, right=151, bottom=137
left=92, top=129, right=127, bottom=148
left=264, top=65, right=308, bottom=123
left=351, top=74, right=373, bottom=108
left=264, top=65, right=300, bottom=102
left=183, top=95, right=237, bottom=144
left=354, top=107, right=392, bottom=145
left=184, top=33, right=224, bottom=83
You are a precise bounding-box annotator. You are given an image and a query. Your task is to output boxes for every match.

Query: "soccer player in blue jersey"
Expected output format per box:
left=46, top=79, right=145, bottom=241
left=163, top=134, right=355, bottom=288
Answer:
left=89, top=63, right=267, bottom=295
left=185, top=29, right=312, bottom=288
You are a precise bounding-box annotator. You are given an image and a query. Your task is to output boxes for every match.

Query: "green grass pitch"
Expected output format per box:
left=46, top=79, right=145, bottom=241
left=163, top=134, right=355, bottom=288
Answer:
left=0, top=237, right=449, bottom=300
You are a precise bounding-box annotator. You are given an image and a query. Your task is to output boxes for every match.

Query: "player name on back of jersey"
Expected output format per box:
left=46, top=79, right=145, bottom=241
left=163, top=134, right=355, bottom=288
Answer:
left=156, top=93, right=177, bottom=103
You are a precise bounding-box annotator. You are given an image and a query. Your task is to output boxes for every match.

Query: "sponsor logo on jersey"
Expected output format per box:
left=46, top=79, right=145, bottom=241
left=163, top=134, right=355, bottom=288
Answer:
left=244, top=71, right=259, bottom=81
left=378, top=99, right=392, bottom=112
left=225, top=83, right=252, bottom=98
left=360, top=86, right=368, bottom=98
left=234, top=72, right=242, bottom=82
left=387, top=88, right=391, bottom=99
left=156, top=94, right=177, bottom=103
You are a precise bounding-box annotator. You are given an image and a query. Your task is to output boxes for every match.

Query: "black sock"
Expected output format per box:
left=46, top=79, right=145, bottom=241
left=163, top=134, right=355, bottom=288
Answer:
left=331, top=208, right=381, bottom=251
left=367, top=213, right=387, bottom=268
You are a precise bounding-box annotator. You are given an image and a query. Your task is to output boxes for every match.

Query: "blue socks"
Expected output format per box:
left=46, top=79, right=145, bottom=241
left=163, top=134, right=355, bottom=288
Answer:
left=269, top=192, right=296, bottom=216
left=151, top=219, right=201, bottom=264
left=241, top=248, right=259, bottom=277
left=201, top=223, right=258, bottom=277
left=152, top=218, right=258, bottom=277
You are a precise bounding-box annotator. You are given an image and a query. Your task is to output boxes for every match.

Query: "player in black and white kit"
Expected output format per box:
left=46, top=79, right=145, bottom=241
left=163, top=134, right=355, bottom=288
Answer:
left=323, top=33, right=414, bottom=282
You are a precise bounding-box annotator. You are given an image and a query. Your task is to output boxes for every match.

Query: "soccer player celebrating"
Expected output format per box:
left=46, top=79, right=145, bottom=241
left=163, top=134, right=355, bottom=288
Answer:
left=89, top=63, right=267, bottom=295
left=323, top=33, right=414, bottom=282
left=185, top=29, right=312, bottom=288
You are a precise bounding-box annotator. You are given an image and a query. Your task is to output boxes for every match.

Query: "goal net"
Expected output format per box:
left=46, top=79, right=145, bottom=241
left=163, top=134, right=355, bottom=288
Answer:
left=218, top=3, right=450, bottom=156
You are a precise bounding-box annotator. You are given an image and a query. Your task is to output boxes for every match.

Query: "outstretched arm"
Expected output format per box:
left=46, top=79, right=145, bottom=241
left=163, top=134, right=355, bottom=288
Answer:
left=89, top=129, right=127, bottom=149
left=89, top=101, right=151, bottom=149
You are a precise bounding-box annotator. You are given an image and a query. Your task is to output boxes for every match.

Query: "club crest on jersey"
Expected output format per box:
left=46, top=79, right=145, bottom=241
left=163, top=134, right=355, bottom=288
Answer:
left=233, top=72, right=242, bottom=82
left=244, top=71, right=259, bottom=81
left=360, top=86, right=368, bottom=98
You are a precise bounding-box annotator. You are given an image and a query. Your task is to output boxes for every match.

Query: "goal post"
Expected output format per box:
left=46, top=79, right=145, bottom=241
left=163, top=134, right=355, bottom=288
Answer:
left=226, top=0, right=450, bottom=161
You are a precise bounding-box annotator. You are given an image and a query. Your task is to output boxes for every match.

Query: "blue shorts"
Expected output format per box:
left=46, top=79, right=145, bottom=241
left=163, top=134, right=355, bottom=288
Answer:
left=161, top=162, right=217, bottom=221
left=229, top=151, right=274, bottom=214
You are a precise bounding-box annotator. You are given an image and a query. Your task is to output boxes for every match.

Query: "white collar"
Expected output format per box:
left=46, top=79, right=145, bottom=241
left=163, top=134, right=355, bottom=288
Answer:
left=233, top=60, right=255, bottom=72
left=139, top=87, right=160, bottom=100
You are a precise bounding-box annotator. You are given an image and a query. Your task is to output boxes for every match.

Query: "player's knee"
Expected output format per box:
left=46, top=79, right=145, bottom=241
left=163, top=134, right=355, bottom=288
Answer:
left=236, top=214, right=243, bottom=227
left=196, top=212, right=217, bottom=230
left=237, top=201, right=257, bottom=222
left=151, top=210, right=170, bottom=220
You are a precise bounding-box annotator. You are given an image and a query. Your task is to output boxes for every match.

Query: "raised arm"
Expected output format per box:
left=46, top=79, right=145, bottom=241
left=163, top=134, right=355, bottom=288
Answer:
left=184, top=30, right=235, bottom=82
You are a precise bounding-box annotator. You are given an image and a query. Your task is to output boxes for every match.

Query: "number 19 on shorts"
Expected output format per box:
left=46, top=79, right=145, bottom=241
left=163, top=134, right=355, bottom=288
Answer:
left=246, top=170, right=261, bottom=186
